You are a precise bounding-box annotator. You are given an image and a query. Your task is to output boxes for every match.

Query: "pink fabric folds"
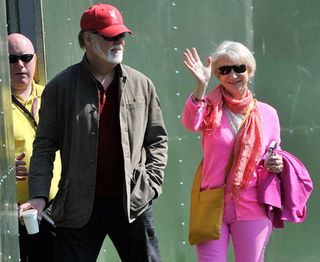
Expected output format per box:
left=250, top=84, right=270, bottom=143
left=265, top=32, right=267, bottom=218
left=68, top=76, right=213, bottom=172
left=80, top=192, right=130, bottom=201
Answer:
left=257, top=149, right=313, bottom=228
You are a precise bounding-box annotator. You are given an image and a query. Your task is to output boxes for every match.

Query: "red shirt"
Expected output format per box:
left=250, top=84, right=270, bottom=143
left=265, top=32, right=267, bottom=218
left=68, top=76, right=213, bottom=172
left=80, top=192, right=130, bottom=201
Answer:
left=95, top=73, right=124, bottom=198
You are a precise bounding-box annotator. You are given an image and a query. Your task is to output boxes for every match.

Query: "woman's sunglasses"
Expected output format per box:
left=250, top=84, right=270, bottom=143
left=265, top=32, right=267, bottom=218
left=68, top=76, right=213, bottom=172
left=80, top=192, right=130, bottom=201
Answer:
left=218, top=64, right=247, bottom=75
left=9, top=54, right=34, bottom=64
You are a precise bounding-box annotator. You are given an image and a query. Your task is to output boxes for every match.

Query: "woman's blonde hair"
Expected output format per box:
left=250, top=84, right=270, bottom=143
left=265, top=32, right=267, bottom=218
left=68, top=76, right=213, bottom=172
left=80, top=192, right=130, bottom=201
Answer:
left=211, top=41, right=256, bottom=79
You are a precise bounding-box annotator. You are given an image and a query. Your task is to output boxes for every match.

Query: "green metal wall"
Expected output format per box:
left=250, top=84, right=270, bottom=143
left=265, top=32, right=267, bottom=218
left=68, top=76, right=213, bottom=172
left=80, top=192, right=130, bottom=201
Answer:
left=0, top=1, right=20, bottom=262
left=1, top=0, right=316, bottom=261
left=254, top=1, right=320, bottom=261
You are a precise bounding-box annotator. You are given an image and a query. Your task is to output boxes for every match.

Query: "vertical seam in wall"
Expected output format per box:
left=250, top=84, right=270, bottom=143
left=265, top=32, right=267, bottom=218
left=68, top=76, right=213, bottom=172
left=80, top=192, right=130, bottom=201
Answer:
left=244, top=0, right=255, bottom=93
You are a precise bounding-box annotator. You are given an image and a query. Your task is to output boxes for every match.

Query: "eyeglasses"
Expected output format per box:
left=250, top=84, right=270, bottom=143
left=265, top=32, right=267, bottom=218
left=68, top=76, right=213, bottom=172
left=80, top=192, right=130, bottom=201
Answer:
left=93, top=32, right=126, bottom=42
left=9, top=54, right=34, bottom=64
left=218, top=64, right=247, bottom=75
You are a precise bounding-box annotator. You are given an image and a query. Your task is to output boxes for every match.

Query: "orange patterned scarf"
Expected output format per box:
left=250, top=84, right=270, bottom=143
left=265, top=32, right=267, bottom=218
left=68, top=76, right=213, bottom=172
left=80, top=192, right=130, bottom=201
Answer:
left=205, top=85, right=262, bottom=196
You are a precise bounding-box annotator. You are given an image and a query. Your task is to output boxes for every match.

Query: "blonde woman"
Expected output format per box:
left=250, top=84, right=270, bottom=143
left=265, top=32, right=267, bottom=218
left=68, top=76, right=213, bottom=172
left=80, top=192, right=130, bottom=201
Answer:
left=182, top=41, right=312, bottom=262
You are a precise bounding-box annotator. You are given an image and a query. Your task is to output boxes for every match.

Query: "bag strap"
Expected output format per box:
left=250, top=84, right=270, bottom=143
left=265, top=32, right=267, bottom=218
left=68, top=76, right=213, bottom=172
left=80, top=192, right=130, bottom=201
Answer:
left=12, top=95, right=38, bottom=127
left=191, top=159, right=204, bottom=194
left=241, top=99, right=255, bottom=129
left=192, top=99, right=256, bottom=192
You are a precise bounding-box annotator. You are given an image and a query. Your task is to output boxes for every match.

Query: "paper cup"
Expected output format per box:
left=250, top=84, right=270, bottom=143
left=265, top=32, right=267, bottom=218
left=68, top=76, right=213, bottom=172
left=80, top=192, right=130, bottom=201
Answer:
left=22, top=209, right=39, bottom=234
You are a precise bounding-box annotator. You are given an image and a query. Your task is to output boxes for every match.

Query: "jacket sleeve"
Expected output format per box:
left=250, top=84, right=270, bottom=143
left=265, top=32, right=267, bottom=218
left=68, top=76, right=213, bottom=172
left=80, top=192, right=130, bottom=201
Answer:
left=29, top=80, right=59, bottom=200
left=144, top=83, right=168, bottom=198
left=279, top=150, right=313, bottom=223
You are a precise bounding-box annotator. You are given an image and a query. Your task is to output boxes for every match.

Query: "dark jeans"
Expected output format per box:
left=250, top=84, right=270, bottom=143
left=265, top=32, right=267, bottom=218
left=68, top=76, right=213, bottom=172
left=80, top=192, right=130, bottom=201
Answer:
left=55, top=198, right=161, bottom=262
left=19, top=219, right=55, bottom=262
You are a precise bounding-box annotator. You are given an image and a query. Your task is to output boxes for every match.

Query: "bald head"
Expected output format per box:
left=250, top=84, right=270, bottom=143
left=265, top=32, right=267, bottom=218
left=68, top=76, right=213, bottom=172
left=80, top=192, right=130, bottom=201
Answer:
left=8, top=33, right=35, bottom=54
left=8, top=33, right=36, bottom=95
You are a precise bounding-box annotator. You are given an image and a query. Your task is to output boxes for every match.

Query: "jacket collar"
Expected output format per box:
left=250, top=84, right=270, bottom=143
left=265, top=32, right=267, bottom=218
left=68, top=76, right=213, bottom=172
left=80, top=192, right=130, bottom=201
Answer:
left=80, top=54, right=127, bottom=100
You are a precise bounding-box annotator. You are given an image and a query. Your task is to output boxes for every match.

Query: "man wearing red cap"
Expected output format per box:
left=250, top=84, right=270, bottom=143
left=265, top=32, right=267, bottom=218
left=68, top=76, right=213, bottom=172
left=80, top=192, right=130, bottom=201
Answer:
left=19, top=3, right=168, bottom=261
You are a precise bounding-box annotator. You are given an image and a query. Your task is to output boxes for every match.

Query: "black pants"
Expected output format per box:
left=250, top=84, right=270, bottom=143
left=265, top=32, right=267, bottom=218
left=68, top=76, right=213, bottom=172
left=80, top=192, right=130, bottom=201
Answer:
left=55, top=199, right=161, bottom=262
left=19, top=219, right=55, bottom=262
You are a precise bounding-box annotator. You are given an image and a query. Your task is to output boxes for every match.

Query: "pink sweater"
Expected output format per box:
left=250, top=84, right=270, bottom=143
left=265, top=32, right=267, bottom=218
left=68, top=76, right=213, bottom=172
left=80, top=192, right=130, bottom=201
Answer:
left=182, top=96, right=281, bottom=221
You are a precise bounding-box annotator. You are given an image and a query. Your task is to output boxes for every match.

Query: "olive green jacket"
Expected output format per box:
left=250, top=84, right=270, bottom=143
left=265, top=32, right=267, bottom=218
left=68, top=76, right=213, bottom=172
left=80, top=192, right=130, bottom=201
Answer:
left=29, top=56, right=168, bottom=226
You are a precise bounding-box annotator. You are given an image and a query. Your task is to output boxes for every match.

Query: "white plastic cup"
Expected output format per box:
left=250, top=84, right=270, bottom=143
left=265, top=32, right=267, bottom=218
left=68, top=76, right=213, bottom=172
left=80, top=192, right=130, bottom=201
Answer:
left=22, top=209, right=39, bottom=234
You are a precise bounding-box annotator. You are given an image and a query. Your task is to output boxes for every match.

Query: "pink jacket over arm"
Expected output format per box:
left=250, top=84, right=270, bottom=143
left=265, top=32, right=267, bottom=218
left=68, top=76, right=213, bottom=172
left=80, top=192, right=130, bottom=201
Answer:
left=257, top=150, right=313, bottom=228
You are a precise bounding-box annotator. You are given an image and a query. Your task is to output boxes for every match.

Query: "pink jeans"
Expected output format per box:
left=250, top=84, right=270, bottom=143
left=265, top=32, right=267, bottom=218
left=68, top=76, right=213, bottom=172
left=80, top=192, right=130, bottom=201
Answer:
left=196, top=203, right=272, bottom=262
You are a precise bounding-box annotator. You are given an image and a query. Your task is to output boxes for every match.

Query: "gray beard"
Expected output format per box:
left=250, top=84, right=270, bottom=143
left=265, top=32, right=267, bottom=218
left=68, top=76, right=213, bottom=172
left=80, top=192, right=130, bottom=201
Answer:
left=92, top=40, right=123, bottom=64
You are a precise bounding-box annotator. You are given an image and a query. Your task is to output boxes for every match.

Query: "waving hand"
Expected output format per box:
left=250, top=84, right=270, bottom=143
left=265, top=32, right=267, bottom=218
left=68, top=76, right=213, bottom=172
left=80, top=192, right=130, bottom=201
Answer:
left=184, top=48, right=212, bottom=93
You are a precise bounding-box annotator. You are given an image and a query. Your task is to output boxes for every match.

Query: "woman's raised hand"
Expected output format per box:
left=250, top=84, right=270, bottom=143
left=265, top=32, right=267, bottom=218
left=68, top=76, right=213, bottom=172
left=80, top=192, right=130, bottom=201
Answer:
left=184, top=47, right=212, bottom=89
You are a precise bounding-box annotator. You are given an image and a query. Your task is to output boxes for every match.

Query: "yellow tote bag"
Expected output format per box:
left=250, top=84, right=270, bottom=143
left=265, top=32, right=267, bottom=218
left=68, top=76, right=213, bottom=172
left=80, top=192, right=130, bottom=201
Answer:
left=188, top=160, right=224, bottom=245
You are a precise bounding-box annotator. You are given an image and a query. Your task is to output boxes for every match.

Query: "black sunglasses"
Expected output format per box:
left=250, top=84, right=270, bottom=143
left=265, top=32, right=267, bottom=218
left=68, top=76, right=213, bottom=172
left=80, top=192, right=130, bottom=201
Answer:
left=9, top=54, right=34, bottom=64
left=93, top=32, right=126, bottom=42
left=218, top=64, right=247, bottom=75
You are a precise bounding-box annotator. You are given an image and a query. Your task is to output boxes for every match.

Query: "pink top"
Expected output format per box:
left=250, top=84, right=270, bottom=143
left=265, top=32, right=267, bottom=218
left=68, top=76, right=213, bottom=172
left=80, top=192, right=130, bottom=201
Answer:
left=182, top=96, right=281, bottom=221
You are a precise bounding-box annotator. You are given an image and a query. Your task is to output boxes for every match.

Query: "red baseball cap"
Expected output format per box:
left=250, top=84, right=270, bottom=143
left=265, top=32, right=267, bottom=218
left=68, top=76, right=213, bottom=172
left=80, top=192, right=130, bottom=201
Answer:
left=80, top=3, right=132, bottom=37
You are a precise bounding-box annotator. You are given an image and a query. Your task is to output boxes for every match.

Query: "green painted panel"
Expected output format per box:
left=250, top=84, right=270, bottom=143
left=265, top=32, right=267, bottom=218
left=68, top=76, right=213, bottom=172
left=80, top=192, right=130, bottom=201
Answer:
left=253, top=1, right=320, bottom=261
left=40, top=0, right=319, bottom=261
left=0, top=1, right=20, bottom=261
left=42, top=0, right=89, bottom=80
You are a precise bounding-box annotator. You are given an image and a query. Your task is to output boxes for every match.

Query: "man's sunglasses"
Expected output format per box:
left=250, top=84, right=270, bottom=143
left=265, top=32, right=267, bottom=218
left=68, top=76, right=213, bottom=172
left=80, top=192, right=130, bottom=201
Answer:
left=93, top=32, right=126, bottom=42
left=218, top=64, right=247, bottom=75
left=9, top=54, right=34, bottom=64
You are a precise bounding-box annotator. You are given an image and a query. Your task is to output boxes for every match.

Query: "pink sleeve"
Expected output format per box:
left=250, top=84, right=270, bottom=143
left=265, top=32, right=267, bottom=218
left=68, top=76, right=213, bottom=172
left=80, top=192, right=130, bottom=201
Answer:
left=279, top=151, right=313, bottom=223
left=181, top=96, right=208, bottom=131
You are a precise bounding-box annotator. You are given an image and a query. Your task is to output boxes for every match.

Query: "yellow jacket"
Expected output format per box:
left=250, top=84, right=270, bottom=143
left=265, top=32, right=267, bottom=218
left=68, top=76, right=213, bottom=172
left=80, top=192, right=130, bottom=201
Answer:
left=12, top=81, right=61, bottom=203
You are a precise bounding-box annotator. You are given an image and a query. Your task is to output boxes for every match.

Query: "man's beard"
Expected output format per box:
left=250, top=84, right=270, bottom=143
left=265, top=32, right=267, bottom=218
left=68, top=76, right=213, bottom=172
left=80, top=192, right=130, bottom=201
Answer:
left=106, top=46, right=123, bottom=64
left=92, top=39, right=123, bottom=64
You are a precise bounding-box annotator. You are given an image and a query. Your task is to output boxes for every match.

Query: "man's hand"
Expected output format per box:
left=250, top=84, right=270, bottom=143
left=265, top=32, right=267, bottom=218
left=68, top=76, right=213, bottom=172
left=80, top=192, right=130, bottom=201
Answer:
left=15, top=152, right=28, bottom=181
left=19, top=198, right=46, bottom=224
